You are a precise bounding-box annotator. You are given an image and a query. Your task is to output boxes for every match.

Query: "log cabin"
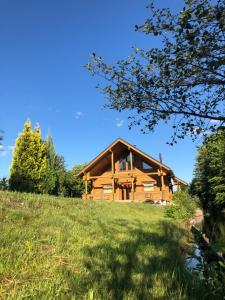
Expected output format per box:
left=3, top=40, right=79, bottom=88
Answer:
left=78, top=138, right=187, bottom=202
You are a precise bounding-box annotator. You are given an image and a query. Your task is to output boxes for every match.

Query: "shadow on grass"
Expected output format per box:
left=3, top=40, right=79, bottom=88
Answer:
left=62, top=221, right=205, bottom=299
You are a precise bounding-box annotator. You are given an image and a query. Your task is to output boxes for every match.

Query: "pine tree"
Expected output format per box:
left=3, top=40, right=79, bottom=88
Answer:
left=41, top=134, right=57, bottom=194
left=9, top=120, right=47, bottom=193
left=44, top=134, right=66, bottom=195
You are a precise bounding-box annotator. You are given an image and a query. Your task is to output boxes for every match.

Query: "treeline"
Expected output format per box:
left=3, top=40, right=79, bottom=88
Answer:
left=191, top=127, right=225, bottom=247
left=191, top=127, right=225, bottom=213
left=0, top=120, right=85, bottom=197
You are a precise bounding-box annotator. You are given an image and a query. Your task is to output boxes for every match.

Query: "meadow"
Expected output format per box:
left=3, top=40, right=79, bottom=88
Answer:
left=0, top=191, right=206, bottom=299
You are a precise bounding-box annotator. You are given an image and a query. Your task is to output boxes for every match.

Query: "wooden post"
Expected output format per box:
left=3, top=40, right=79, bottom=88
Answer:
left=85, top=174, right=88, bottom=200
left=130, top=150, right=134, bottom=201
left=160, top=170, right=165, bottom=201
left=111, top=150, right=115, bottom=200
left=131, top=178, right=134, bottom=201
left=130, top=150, right=133, bottom=174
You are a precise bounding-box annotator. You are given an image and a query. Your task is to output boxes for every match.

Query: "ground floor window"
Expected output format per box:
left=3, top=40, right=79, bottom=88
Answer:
left=103, top=185, right=112, bottom=194
left=143, top=182, right=154, bottom=192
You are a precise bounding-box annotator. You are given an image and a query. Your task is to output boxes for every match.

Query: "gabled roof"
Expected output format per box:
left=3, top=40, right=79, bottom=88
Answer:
left=78, top=138, right=173, bottom=176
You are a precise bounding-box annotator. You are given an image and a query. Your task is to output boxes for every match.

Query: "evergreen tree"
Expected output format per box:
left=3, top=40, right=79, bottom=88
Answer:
left=45, top=134, right=66, bottom=195
left=53, top=155, right=66, bottom=195
left=42, top=134, right=58, bottom=194
left=191, top=127, right=225, bottom=212
left=9, top=120, right=47, bottom=193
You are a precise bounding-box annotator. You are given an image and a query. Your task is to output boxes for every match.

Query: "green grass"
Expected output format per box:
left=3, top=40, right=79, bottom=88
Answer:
left=0, top=191, right=205, bottom=299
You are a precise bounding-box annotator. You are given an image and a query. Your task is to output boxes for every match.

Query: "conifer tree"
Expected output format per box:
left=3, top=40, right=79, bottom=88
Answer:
left=9, top=120, right=47, bottom=193
left=191, top=127, right=225, bottom=212
left=45, top=134, right=66, bottom=195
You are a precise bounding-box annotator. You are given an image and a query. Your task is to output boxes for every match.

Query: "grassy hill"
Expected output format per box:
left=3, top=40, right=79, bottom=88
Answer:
left=0, top=191, right=204, bottom=299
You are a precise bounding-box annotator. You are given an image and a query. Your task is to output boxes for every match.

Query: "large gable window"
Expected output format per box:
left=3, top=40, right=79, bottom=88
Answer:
left=119, top=153, right=134, bottom=171
left=119, top=155, right=127, bottom=171
left=142, top=161, right=153, bottom=170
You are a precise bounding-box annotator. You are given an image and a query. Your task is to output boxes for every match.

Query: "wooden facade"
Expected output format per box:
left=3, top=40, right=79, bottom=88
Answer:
left=78, top=138, right=187, bottom=202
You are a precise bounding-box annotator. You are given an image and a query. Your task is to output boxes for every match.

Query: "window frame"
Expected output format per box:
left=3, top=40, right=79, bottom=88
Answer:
left=143, top=182, right=154, bottom=192
left=103, top=185, right=113, bottom=194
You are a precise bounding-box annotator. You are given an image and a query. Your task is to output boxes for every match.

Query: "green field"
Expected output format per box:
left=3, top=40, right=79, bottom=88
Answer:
left=0, top=191, right=204, bottom=299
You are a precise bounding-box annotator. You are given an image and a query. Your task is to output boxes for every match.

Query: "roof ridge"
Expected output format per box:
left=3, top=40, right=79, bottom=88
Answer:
left=78, top=137, right=172, bottom=176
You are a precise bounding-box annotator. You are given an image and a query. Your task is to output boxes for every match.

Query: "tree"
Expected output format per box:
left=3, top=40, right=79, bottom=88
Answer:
left=0, top=177, right=8, bottom=191
left=86, top=0, right=225, bottom=144
left=190, top=127, right=225, bottom=247
left=9, top=120, right=47, bottom=193
left=63, top=165, right=85, bottom=198
left=42, top=134, right=58, bottom=194
left=191, top=127, right=225, bottom=212
left=45, top=134, right=66, bottom=195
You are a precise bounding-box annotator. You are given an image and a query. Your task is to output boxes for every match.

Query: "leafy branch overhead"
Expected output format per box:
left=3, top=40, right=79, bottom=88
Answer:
left=86, top=0, right=225, bottom=144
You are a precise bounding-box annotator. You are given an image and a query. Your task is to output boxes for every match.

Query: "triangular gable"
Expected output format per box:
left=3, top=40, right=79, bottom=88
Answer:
left=78, top=138, right=173, bottom=176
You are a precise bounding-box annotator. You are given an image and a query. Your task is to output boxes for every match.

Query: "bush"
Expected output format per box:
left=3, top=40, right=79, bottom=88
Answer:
left=165, top=190, right=199, bottom=221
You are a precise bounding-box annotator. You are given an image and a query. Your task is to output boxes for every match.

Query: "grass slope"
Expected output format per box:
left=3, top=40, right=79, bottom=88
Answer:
left=0, top=191, right=203, bottom=299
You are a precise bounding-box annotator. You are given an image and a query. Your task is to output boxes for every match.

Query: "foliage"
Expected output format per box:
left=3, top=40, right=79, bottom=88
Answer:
left=52, top=155, right=66, bottom=195
left=8, top=122, right=68, bottom=196
left=63, top=165, right=85, bottom=197
left=0, top=177, right=8, bottom=191
left=42, top=134, right=57, bottom=194
left=165, top=190, right=198, bottom=221
left=191, top=227, right=225, bottom=297
left=190, top=127, right=225, bottom=211
left=86, top=0, right=225, bottom=144
left=0, top=190, right=209, bottom=299
left=45, top=135, right=66, bottom=195
left=9, top=120, right=47, bottom=193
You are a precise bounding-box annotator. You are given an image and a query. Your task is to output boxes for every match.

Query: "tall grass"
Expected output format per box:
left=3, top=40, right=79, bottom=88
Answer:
left=0, top=191, right=209, bottom=299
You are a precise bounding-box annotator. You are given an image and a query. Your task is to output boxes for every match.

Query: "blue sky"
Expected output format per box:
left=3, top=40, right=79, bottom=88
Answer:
left=0, top=0, right=200, bottom=182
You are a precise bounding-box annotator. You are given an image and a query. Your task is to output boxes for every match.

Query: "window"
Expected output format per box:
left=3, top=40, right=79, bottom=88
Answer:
left=142, top=161, right=153, bottom=170
left=119, top=152, right=135, bottom=171
left=103, top=185, right=112, bottom=194
left=143, top=182, right=154, bottom=192
left=119, top=156, right=127, bottom=171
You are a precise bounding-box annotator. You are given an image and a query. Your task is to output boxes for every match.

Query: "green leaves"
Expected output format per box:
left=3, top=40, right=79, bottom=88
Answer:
left=191, top=127, right=225, bottom=211
left=86, top=0, right=225, bottom=144
left=9, top=120, right=47, bottom=193
left=165, top=190, right=198, bottom=221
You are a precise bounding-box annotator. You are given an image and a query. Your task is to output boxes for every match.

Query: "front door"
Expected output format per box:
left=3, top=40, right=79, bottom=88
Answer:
left=121, top=185, right=131, bottom=200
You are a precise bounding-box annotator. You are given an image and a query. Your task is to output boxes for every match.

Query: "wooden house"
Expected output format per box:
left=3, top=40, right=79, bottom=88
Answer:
left=78, top=138, right=187, bottom=202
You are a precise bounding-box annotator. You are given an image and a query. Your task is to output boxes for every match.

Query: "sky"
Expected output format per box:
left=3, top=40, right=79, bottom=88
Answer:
left=0, top=0, right=200, bottom=183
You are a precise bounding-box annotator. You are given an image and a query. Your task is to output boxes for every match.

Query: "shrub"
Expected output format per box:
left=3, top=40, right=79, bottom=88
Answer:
left=165, top=190, right=199, bottom=221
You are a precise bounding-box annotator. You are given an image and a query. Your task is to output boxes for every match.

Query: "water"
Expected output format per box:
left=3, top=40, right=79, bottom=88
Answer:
left=186, top=243, right=204, bottom=276
left=186, top=245, right=202, bottom=270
